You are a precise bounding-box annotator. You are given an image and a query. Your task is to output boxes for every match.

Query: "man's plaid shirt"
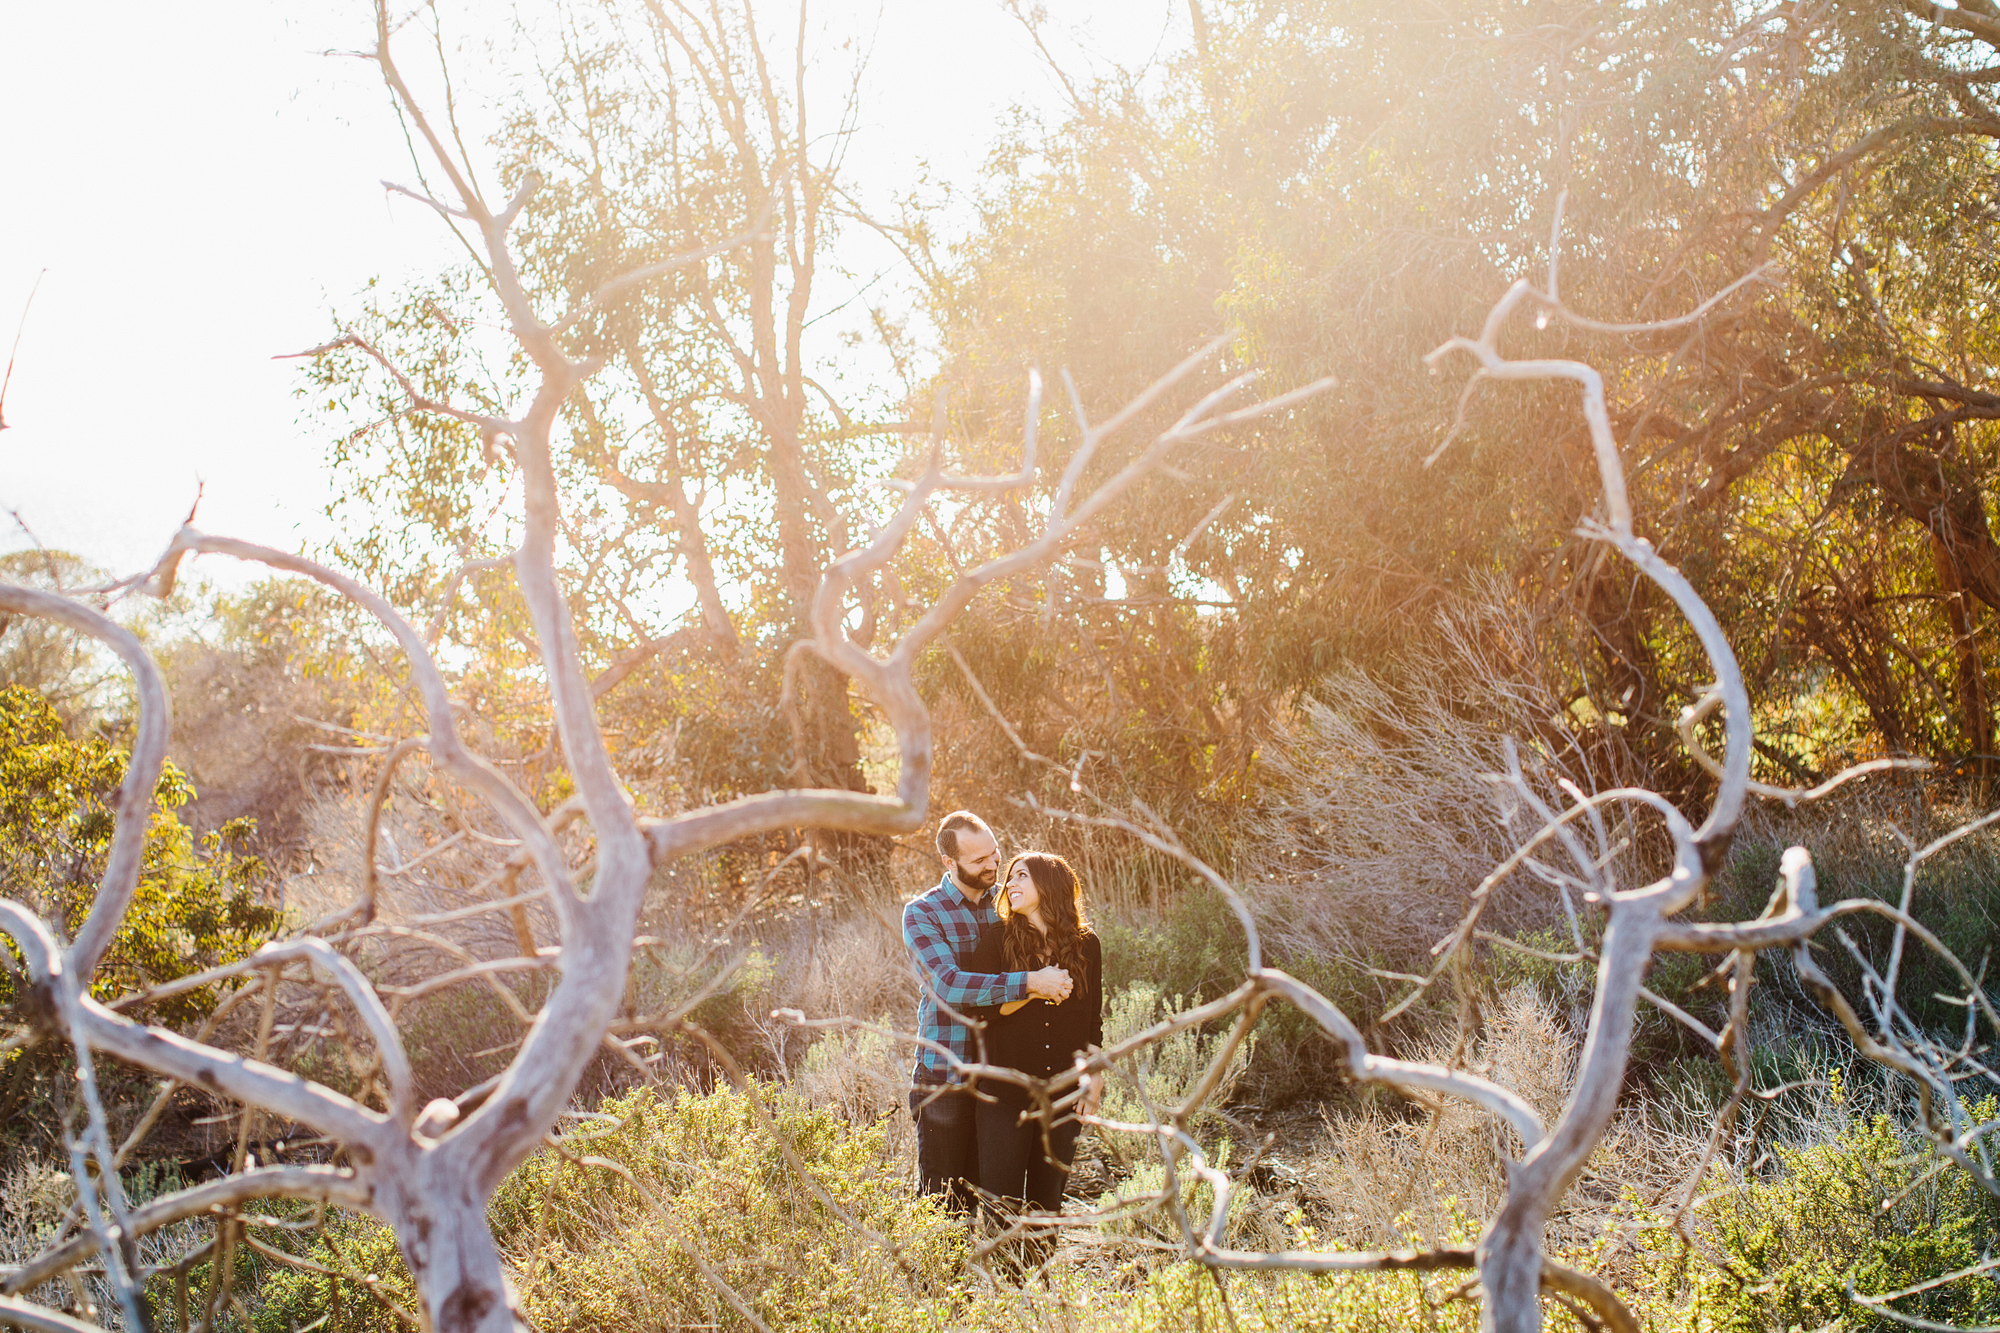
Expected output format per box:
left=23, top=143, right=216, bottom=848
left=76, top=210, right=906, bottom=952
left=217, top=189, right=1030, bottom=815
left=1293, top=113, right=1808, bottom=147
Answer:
left=903, top=871, right=1030, bottom=1078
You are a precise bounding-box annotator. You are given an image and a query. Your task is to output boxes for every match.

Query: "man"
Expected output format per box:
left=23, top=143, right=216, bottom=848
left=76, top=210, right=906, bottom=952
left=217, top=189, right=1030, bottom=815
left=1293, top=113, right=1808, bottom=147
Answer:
left=902, top=810, right=1072, bottom=1211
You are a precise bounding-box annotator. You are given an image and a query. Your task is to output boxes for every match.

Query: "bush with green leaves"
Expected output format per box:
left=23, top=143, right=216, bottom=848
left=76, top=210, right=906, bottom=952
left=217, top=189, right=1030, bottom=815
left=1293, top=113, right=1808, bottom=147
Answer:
left=0, top=683, right=278, bottom=1022
left=253, top=1082, right=966, bottom=1333
left=1098, top=886, right=1247, bottom=1005
left=1101, top=1261, right=1484, bottom=1332
left=1099, top=884, right=1445, bottom=1107
left=216, top=1057, right=2000, bottom=1332
left=1682, top=1092, right=2000, bottom=1331
left=1098, top=982, right=1252, bottom=1157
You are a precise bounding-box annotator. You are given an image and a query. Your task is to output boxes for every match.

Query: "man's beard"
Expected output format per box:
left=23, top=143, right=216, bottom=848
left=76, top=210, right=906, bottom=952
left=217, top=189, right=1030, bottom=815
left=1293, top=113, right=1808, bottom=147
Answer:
left=955, top=862, right=997, bottom=893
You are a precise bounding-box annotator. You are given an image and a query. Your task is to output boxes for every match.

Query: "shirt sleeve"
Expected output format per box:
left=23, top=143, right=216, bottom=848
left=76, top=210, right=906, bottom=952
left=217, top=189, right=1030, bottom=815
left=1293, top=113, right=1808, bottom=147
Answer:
left=1084, top=932, right=1104, bottom=1050
left=957, top=924, right=1011, bottom=1018
left=904, top=901, right=1029, bottom=1008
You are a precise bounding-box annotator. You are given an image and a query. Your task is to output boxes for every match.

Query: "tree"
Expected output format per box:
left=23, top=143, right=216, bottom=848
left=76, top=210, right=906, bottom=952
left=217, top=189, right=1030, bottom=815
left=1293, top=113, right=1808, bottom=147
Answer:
left=308, top=0, right=927, bottom=814
left=0, top=6, right=1330, bottom=1329
left=937, top=0, right=2000, bottom=799
left=0, top=552, right=116, bottom=726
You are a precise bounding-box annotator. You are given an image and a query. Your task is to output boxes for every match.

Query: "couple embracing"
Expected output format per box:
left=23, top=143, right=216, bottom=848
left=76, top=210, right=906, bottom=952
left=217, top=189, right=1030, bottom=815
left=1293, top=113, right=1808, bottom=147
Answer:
left=901, top=810, right=1104, bottom=1219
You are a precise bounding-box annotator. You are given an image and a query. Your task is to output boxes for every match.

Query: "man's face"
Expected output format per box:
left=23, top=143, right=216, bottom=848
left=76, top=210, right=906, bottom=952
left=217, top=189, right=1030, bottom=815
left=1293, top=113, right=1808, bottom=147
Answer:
left=946, top=828, right=1000, bottom=895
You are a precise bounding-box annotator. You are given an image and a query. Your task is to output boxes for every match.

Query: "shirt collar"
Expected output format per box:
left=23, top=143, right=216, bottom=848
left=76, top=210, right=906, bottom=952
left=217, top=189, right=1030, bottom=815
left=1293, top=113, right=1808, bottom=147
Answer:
left=937, top=869, right=991, bottom=910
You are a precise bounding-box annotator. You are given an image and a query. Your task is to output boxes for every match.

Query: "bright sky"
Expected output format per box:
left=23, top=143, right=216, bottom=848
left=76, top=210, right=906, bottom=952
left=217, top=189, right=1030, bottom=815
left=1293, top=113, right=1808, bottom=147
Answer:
left=0, top=1, right=1182, bottom=582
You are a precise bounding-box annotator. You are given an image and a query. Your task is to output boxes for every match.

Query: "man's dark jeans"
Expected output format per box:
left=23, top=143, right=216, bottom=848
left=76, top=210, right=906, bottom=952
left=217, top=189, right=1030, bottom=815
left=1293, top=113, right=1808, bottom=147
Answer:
left=910, top=1073, right=979, bottom=1214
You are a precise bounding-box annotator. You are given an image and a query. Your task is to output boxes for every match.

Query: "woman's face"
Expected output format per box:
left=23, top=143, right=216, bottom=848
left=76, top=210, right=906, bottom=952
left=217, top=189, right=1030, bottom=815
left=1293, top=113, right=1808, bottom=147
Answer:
left=1005, top=861, right=1040, bottom=918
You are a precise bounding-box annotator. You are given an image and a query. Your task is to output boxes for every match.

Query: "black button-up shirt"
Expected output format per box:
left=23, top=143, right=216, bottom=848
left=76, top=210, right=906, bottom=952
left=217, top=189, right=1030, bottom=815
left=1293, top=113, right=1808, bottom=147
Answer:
left=960, top=925, right=1103, bottom=1107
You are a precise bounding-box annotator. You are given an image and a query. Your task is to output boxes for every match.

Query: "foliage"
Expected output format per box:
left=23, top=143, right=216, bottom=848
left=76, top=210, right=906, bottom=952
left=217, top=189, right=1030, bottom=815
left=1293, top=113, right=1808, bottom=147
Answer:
left=301, top=0, right=906, bottom=805
left=27, top=3, right=2000, bottom=1329
left=289, top=0, right=2000, bottom=933
left=1099, top=981, right=1252, bottom=1155
left=623, top=942, right=790, bottom=1078
left=155, top=578, right=376, bottom=870
left=396, top=978, right=536, bottom=1105
left=0, top=552, right=116, bottom=725
left=243, top=1200, right=415, bottom=1333
left=1095, top=1262, right=1483, bottom=1333
left=1686, top=1103, right=2000, bottom=1331
left=239, top=1076, right=1639, bottom=1333
left=252, top=1083, right=966, bottom=1333
left=0, top=684, right=277, bottom=1023
left=1099, top=881, right=1391, bottom=1099
left=0, top=1160, right=212, bottom=1328
left=1099, top=884, right=1248, bottom=1004
left=930, top=0, right=2000, bottom=828
left=36, top=949, right=2000, bottom=1333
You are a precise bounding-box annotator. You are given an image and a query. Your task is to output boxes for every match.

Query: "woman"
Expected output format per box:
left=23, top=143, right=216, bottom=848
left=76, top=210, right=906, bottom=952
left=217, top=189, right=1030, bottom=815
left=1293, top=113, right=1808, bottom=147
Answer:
left=960, top=851, right=1103, bottom=1215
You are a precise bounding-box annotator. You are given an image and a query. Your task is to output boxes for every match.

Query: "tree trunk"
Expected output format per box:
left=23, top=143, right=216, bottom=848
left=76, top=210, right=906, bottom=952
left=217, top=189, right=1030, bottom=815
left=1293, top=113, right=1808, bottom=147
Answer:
left=767, top=412, right=866, bottom=794
left=1792, top=586, right=1915, bottom=754
left=1933, top=530, right=1994, bottom=793
left=1862, top=425, right=2000, bottom=614
left=379, top=1159, right=520, bottom=1333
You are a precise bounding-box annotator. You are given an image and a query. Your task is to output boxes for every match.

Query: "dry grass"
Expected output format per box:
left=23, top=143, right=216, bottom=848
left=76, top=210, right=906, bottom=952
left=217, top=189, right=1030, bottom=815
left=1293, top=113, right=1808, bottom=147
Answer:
left=1248, top=580, right=1654, bottom=975
left=795, top=1026, right=914, bottom=1159
left=286, top=779, right=564, bottom=966
left=1, top=1157, right=210, bottom=1330
left=1301, top=985, right=1706, bottom=1253
left=793, top=907, right=918, bottom=1025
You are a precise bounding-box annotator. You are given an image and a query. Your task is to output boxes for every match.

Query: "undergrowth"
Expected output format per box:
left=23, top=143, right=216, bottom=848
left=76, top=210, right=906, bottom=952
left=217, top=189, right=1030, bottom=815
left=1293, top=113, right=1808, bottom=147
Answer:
left=211, top=1062, right=2000, bottom=1332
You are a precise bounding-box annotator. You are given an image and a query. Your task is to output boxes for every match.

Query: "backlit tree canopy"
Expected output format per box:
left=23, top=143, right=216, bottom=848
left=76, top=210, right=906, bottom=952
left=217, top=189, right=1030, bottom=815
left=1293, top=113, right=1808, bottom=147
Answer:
left=306, top=0, right=2000, bottom=837
left=939, top=0, right=2000, bottom=796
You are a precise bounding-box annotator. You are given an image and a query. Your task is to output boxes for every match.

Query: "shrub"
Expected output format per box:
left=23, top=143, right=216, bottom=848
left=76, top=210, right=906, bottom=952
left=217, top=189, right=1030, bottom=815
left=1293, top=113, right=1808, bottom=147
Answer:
left=1098, top=981, right=1252, bottom=1164
left=0, top=683, right=281, bottom=1145
left=1688, top=1101, right=2000, bottom=1332
left=796, top=1025, right=909, bottom=1130
left=1099, top=1261, right=1484, bottom=1332
left=253, top=1082, right=967, bottom=1333
left=496, top=1084, right=966, bottom=1332
left=0, top=683, right=279, bottom=1022
left=248, top=1204, right=414, bottom=1333
left=1098, top=886, right=1248, bottom=1004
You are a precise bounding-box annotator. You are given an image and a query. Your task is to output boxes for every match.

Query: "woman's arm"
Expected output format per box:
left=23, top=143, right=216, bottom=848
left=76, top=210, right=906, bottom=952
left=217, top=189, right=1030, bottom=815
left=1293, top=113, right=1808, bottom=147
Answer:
left=1084, top=932, right=1104, bottom=1051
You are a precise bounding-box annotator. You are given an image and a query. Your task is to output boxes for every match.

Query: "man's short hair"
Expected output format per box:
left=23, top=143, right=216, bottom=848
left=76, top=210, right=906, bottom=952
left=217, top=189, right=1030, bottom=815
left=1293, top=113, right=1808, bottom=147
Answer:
left=936, top=810, right=993, bottom=861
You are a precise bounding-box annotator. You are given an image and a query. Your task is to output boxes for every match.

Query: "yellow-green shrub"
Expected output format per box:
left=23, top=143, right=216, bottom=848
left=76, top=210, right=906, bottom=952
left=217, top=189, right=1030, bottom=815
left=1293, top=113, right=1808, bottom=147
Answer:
left=0, top=683, right=278, bottom=1022
left=1686, top=1105, right=2000, bottom=1332
left=253, top=1083, right=967, bottom=1333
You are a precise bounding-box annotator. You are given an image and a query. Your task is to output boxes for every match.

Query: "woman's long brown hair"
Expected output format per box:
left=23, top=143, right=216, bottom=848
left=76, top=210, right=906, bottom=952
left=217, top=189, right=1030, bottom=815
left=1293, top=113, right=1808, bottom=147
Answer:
left=997, top=852, right=1091, bottom=980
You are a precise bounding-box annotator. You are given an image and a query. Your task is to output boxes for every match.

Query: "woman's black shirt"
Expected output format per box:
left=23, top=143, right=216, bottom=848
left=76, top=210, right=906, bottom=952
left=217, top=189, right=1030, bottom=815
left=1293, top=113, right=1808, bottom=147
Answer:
left=960, top=925, right=1103, bottom=1106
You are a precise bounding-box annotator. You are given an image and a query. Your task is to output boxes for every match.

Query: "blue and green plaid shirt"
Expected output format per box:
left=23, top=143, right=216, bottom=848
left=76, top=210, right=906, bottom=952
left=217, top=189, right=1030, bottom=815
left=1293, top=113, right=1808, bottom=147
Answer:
left=902, top=871, right=1030, bottom=1077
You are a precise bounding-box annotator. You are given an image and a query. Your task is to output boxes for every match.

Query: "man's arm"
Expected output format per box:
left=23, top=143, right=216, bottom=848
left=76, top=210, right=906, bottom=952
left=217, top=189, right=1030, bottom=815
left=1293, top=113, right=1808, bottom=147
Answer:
left=903, top=902, right=1030, bottom=1008
left=956, top=927, right=1008, bottom=1018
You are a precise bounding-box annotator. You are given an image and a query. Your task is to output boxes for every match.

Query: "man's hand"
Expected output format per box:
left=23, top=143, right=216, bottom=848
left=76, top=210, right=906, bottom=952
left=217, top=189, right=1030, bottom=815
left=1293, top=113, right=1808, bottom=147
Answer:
left=1026, top=965, right=1072, bottom=1003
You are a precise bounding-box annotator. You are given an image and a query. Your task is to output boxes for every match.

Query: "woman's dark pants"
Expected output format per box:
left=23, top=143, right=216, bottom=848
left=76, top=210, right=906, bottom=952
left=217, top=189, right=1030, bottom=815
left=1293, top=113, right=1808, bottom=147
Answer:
left=976, top=1100, right=1081, bottom=1214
